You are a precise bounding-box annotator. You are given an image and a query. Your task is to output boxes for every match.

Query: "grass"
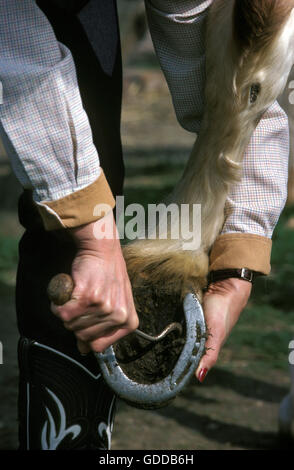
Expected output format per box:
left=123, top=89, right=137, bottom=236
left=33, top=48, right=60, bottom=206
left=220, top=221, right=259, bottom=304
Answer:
left=223, top=304, right=294, bottom=372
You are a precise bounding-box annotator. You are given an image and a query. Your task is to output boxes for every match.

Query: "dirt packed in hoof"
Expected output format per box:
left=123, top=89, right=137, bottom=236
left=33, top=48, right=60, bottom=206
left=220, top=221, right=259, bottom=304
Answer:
left=114, top=284, right=191, bottom=385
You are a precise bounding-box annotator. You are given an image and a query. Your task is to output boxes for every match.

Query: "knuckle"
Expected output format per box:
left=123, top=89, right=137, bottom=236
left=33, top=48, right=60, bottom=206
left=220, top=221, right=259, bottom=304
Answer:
left=90, top=288, right=112, bottom=308
left=74, top=287, right=100, bottom=307
left=101, top=298, right=113, bottom=314
left=129, top=314, right=139, bottom=331
left=88, top=290, right=101, bottom=306
left=93, top=293, right=112, bottom=313
left=115, top=307, right=128, bottom=326
left=73, top=280, right=88, bottom=295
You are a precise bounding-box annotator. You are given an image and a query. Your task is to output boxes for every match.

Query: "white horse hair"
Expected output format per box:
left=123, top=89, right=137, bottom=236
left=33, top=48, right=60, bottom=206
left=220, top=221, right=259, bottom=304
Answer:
left=124, top=0, right=294, bottom=441
left=123, top=0, right=294, bottom=299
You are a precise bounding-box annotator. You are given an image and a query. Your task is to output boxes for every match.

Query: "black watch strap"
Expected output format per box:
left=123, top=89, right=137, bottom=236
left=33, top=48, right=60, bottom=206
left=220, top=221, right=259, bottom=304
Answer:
left=208, top=268, right=258, bottom=285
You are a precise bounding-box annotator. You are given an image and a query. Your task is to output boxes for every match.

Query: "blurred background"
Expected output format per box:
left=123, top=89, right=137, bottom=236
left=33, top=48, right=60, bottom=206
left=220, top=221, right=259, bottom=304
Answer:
left=1, top=0, right=294, bottom=450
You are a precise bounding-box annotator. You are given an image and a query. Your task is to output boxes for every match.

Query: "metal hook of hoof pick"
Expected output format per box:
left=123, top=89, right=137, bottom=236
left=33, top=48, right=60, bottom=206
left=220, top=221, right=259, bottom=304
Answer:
left=47, top=273, right=183, bottom=343
left=47, top=273, right=206, bottom=409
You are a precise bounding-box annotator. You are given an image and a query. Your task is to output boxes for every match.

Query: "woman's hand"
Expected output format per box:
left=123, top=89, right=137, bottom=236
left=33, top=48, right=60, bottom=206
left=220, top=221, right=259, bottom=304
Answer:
left=195, top=277, right=252, bottom=382
left=51, top=211, right=139, bottom=354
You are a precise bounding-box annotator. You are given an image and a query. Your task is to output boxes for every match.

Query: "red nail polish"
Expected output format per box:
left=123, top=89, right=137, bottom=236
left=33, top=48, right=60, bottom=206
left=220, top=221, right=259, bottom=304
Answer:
left=198, top=368, right=208, bottom=383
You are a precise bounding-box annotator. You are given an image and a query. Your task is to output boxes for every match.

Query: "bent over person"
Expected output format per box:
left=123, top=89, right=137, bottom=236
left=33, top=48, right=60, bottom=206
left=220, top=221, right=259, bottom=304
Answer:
left=0, top=0, right=289, bottom=449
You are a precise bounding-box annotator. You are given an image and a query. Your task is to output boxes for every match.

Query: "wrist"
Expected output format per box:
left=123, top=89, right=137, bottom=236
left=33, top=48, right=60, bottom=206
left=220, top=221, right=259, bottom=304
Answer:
left=68, top=211, right=120, bottom=254
left=205, top=277, right=252, bottom=307
left=207, top=268, right=261, bottom=286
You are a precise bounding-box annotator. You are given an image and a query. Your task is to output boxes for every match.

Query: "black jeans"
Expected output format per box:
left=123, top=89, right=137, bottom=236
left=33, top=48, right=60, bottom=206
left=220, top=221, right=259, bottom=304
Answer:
left=16, top=1, right=124, bottom=449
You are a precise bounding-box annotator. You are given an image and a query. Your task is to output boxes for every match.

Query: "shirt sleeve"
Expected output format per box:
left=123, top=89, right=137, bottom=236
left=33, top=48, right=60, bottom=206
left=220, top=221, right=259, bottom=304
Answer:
left=145, top=0, right=290, bottom=274
left=210, top=102, right=289, bottom=274
left=0, top=0, right=115, bottom=230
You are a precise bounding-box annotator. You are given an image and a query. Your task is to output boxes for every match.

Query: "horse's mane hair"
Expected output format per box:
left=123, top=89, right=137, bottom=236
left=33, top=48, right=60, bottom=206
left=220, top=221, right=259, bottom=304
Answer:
left=233, top=0, right=294, bottom=55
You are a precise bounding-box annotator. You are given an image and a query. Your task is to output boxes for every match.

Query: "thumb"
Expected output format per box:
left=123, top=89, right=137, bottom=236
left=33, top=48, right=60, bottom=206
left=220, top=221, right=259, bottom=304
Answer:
left=195, top=294, right=229, bottom=383
left=195, top=344, right=221, bottom=383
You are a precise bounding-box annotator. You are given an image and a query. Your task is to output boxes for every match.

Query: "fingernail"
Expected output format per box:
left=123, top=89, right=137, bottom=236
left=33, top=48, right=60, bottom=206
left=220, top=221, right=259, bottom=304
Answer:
left=198, top=368, right=208, bottom=383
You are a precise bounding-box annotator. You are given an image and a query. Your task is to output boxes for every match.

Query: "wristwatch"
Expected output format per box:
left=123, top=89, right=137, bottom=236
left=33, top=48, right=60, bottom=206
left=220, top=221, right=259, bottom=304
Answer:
left=207, top=268, right=259, bottom=285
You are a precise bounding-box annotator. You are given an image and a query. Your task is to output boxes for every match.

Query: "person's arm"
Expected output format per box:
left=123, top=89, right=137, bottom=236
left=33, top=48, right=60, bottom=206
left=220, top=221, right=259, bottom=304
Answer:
left=0, top=0, right=114, bottom=229
left=199, top=102, right=289, bottom=382
left=210, top=101, right=289, bottom=272
left=51, top=212, right=139, bottom=354
left=0, top=0, right=138, bottom=351
left=145, top=0, right=289, bottom=380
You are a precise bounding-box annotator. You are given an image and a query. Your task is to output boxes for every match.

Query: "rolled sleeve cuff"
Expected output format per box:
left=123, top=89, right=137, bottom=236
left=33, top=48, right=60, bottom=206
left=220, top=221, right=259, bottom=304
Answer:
left=209, top=233, right=272, bottom=275
left=36, top=170, right=115, bottom=230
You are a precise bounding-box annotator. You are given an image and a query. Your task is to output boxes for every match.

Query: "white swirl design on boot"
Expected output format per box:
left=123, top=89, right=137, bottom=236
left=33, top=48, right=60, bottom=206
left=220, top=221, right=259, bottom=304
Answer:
left=41, top=387, right=81, bottom=450
left=98, top=396, right=116, bottom=450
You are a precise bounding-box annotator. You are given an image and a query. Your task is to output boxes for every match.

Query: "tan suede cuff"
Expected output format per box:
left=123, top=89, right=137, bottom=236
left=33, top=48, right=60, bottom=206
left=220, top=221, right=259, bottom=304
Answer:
left=209, top=233, right=272, bottom=275
left=36, top=170, right=115, bottom=230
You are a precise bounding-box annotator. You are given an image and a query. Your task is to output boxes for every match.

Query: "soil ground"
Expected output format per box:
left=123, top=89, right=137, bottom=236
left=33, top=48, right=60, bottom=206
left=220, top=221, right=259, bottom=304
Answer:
left=0, top=66, right=293, bottom=451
